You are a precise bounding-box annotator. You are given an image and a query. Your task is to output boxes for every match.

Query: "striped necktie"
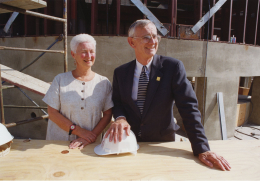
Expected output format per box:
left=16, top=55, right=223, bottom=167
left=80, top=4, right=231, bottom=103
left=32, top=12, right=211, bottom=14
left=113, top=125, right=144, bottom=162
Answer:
left=137, top=66, right=149, bottom=115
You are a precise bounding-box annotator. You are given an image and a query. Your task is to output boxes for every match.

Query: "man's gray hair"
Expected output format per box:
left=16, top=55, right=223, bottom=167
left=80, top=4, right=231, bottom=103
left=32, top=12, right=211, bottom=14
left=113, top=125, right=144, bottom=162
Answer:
left=128, top=19, right=156, bottom=37
left=70, top=34, right=96, bottom=53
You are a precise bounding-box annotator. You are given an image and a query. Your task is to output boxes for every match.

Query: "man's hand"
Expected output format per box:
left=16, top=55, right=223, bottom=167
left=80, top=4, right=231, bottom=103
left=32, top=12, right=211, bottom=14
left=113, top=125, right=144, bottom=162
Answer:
left=199, top=151, right=231, bottom=171
left=104, top=118, right=131, bottom=143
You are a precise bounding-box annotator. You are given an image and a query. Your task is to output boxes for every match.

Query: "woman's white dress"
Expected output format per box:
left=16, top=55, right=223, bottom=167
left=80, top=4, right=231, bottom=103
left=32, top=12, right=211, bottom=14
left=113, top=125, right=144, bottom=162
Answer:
left=42, top=71, right=114, bottom=141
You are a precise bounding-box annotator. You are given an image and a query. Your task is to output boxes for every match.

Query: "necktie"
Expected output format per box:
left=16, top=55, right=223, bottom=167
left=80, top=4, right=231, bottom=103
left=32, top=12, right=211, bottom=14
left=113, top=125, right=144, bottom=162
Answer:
left=136, top=66, right=149, bottom=115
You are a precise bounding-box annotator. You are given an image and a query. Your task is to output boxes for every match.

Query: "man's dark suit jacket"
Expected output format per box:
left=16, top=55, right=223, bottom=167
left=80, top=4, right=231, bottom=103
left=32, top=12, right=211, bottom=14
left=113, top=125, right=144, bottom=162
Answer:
left=112, top=54, right=210, bottom=155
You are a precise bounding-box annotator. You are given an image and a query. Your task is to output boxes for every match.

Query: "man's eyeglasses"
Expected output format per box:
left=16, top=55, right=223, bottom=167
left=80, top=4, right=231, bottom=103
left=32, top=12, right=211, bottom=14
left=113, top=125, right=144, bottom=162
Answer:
left=131, top=34, right=161, bottom=43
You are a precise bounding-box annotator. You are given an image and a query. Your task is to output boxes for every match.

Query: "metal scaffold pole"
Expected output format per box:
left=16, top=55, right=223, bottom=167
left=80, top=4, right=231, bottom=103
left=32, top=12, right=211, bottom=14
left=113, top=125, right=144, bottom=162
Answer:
left=0, top=65, right=5, bottom=125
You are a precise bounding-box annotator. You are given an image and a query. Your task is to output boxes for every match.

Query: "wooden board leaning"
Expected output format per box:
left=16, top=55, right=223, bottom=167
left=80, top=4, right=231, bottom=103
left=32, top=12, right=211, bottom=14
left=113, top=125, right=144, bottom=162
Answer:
left=0, top=64, right=50, bottom=96
left=0, top=0, right=47, bottom=14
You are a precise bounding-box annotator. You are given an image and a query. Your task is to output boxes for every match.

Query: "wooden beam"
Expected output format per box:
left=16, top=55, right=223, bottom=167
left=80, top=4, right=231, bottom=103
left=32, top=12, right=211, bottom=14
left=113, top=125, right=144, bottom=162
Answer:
left=91, top=0, right=98, bottom=35
left=116, top=0, right=120, bottom=35
left=170, top=0, right=177, bottom=37
left=0, top=64, right=50, bottom=96
left=0, top=0, right=47, bottom=14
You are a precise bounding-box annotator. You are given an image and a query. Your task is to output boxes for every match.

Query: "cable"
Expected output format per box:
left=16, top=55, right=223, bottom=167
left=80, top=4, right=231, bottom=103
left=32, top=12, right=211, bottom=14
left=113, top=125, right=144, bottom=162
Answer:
left=16, top=87, right=48, bottom=115
left=235, top=128, right=259, bottom=140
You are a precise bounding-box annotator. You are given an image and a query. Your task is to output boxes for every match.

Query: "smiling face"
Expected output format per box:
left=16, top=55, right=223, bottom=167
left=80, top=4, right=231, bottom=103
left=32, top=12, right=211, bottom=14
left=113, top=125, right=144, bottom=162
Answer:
left=71, top=42, right=96, bottom=69
left=128, top=23, right=158, bottom=63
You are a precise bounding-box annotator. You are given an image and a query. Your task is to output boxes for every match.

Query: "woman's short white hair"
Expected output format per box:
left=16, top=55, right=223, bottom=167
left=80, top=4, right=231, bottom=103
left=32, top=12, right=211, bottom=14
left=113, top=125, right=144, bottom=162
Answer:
left=128, top=19, right=155, bottom=37
left=70, top=34, right=96, bottom=53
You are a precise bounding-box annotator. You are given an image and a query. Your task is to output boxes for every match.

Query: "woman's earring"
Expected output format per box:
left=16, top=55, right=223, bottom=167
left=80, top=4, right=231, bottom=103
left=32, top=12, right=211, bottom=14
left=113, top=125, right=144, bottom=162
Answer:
left=74, top=59, right=77, bottom=67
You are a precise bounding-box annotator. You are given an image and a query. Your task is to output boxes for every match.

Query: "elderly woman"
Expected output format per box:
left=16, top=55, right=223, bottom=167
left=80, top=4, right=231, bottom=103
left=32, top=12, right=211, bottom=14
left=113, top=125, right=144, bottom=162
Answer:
left=42, top=34, right=113, bottom=149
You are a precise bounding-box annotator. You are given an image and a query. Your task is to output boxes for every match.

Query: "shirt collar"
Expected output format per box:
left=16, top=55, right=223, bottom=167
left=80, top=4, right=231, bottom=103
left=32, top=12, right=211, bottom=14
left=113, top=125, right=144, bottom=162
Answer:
left=135, top=57, right=153, bottom=74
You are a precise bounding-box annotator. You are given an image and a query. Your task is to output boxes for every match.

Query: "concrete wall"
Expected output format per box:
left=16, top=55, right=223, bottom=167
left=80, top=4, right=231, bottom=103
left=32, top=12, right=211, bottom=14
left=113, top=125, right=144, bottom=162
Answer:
left=1, top=36, right=260, bottom=140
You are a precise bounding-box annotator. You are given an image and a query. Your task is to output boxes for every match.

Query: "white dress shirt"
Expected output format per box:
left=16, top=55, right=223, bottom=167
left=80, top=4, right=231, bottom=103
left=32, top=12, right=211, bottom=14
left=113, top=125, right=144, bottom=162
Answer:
left=115, top=58, right=153, bottom=121
left=132, top=58, right=153, bottom=101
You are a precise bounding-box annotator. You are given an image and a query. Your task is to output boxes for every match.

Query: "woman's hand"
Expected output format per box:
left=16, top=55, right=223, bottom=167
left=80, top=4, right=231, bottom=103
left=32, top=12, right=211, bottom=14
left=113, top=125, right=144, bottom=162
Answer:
left=69, top=138, right=91, bottom=150
left=76, top=128, right=97, bottom=143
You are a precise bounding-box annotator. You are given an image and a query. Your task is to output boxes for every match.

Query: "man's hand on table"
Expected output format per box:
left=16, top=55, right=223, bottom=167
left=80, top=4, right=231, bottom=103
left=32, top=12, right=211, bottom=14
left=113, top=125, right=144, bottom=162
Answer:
left=199, top=151, right=231, bottom=171
left=104, top=117, right=131, bottom=143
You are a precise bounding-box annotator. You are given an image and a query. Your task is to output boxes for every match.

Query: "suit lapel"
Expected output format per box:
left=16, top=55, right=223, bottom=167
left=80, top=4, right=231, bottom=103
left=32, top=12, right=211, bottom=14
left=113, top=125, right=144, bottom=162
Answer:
left=142, top=54, right=163, bottom=120
left=124, top=60, right=142, bottom=119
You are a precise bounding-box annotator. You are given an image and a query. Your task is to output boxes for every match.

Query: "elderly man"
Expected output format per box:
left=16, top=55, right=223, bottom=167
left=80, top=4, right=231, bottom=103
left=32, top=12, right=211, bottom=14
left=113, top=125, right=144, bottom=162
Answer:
left=105, top=19, right=231, bottom=171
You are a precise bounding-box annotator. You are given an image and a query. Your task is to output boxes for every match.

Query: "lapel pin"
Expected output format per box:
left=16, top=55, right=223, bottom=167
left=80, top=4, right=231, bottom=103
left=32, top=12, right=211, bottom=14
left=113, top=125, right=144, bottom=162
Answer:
left=156, top=77, right=161, bottom=81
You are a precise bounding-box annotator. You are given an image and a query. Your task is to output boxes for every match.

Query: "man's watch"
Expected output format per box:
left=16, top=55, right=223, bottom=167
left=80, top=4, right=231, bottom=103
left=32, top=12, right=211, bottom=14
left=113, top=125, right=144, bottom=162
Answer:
left=69, top=123, right=76, bottom=135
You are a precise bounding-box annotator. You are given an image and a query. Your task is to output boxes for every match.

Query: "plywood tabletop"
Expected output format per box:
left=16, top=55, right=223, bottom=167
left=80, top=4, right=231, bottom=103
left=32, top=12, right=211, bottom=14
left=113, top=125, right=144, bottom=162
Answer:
left=0, top=0, right=47, bottom=14
left=0, top=139, right=260, bottom=180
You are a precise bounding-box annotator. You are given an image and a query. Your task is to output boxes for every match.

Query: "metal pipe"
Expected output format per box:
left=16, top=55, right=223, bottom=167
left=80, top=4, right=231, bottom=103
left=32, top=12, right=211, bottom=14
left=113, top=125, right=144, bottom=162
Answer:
left=243, top=0, right=248, bottom=44
left=254, top=0, right=260, bottom=45
left=117, top=0, right=121, bottom=35
left=211, top=0, right=216, bottom=40
left=0, top=3, right=66, bottom=23
left=17, top=87, right=48, bottom=115
left=228, top=0, right=233, bottom=42
left=5, top=115, right=49, bottom=128
left=0, top=65, right=5, bottom=124
left=4, top=12, right=19, bottom=33
left=4, top=105, right=47, bottom=109
left=0, top=46, right=64, bottom=53
left=63, top=0, right=68, bottom=72
left=1, top=85, right=15, bottom=90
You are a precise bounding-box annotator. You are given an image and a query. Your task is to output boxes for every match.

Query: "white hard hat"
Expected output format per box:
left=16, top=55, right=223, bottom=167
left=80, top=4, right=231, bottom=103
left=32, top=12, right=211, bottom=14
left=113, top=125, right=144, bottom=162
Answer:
left=0, top=123, right=14, bottom=146
left=94, top=130, right=139, bottom=156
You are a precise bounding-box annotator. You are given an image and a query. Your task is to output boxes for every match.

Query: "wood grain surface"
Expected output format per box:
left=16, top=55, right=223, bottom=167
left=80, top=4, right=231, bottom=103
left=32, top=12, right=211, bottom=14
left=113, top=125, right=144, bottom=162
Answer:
left=1, top=64, right=50, bottom=96
left=0, top=139, right=260, bottom=180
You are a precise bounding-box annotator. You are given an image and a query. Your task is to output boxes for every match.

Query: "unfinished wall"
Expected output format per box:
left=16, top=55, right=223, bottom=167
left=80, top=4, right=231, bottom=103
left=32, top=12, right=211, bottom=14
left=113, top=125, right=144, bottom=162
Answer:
left=1, top=36, right=260, bottom=140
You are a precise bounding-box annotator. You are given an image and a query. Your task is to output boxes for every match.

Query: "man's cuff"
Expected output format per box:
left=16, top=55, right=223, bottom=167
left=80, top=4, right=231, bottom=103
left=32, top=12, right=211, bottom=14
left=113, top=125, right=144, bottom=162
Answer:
left=192, top=143, right=210, bottom=156
left=115, top=116, right=126, bottom=121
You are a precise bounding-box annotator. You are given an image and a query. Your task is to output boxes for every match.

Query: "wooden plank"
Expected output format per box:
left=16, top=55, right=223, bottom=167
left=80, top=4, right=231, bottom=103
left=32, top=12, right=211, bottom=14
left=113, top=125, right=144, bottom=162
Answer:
left=238, top=87, right=250, bottom=96
left=0, top=139, right=260, bottom=180
left=236, top=103, right=246, bottom=126
left=0, top=64, right=50, bottom=96
left=0, top=0, right=46, bottom=14
left=236, top=102, right=251, bottom=126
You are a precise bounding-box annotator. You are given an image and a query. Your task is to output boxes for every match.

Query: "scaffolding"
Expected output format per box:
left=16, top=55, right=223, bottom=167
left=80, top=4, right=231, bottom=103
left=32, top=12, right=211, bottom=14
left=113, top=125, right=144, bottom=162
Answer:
left=0, top=0, right=68, bottom=128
